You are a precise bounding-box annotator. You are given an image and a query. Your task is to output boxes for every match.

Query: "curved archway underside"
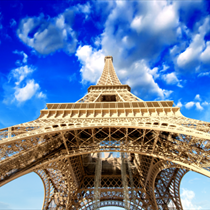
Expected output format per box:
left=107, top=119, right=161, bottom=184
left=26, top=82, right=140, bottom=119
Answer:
left=1, top=123, right=210, bottom=209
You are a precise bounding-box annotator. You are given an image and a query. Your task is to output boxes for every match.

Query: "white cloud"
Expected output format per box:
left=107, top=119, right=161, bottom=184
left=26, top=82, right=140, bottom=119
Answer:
left=75, top=2, right=91, bottom=17
left=123, top=60, right=166, bottom=99
left=13, top=50, right=28, bottom=64
left=130, top=2, right=178, bottom=36
left=154, top=4, right=178, bottom=32
left=181, top=188, right=201, bottom=210
left=37, top=92, right=46, bottom=99
left=118, top=60, right=173, bottom=100
left=194, top=94, right=201, bottom=101
left=202, top=101, right=209, bottom=106
left=10, top=65, right=34, bottom=86
left=198, top=72, right=210, bottom=77
left=3, top=52, right=46, bottom=104
left=185, top=101, right=203, bottom=111
left=75, top=1, right=179, bottom=100
left=200, top=41, right=210, bottom=64
left=76, top=45, right=105, bottom=84
left=177, top=100, right=183, bottom=107
left=22, top=53, right=28, bottom=63
left=177, top=17, right=210, bottom=72
left=150, top=67, right=159, bottom=80
left=160, top=65, right=169, bottom=72
left=130, top=16, right=143, bottom=33
left=94, top=36, right=101, bottom=47
left=162, top=72, right=182, bottom=87
left=16, top=3, right=92, bottom=55
left=195, top=102, right=203, bottom=111
left=99, top=0, right=180, bottom=67
left=185, top=101, right=195, bottom=109
left=177, top=34, right=203, bottom=70
left=183, top=95, right=205, bottom=111
left=17, top=11, right=77, bottom=55
left=162, top=90, right=173, bottom=99
left=14, top=80, right=39, bottom=102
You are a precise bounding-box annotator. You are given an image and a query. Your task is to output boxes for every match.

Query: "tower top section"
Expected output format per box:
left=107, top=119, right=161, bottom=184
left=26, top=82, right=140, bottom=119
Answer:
left=104, top=56, right=113, bottom=62
left=97, top=55, right=122, bottom=86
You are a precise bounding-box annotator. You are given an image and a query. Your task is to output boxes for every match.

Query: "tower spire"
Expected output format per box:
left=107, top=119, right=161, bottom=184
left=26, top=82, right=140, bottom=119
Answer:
left=97, top=56, right=122, bottom=86
left=77, top=55, right=142, bottom=103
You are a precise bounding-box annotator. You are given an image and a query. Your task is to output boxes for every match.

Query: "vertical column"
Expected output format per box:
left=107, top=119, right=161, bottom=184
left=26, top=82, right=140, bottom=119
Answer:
left=121, top=152, right=129, bottom=210
left=8, top=127, right=11, bottom=138
left=126, top=153, right=137, bottom=210
left=93, top=152, right=102, bottom=210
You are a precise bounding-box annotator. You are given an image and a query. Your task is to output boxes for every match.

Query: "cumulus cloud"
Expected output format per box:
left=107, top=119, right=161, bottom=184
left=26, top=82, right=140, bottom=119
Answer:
left=160, top=65, right=169, bottom=72
left=194, top=94, right=201, bottom=101
left=185, top=98, right=203, bottom=111
left=16, top=2, right=93, bottom=55
left=130, top=16, right=143, bottom=33
left=176, top=17, right=210, bottom=72
left=17, top=11, right=77, bottom=55
left=195, top=102, right=203, bottom=111
left=181, top=188, right=201, bottom=210
left=130, top=2, right=178, bottom=35
left=99, top=1, right=179, bottom=67
left=150, top=67, right=159, bottom=80
left=200, top=41, right=210, bottom=64
left=10, top=65, right=34, bottom=86
left=13, top=50, right=28, bottom=64
left=8, top=51, right=34, bottom=86
left=162, top=90, right=173, bottom=99
left=177, top=34, right=203, bottom=70
left=198, top=72, right=210, bottom=77
left=73, top=1, right=208, bottom=101
left=202, top=101, right=209, bottom=106
left=37, top=91, right=46, bottom=99
left=14, top=80, right=39, bottom=102
left=185, top=101, right=195, bottom=109
left=120, top=60, right=172, bottom=99
left=177, top=99, right=183, bottom=107
left=13, top=50, right=28, bottom=66
left=76, top=1, right=181, bottom=100
left=75, top=2, right=91, bottom=18
left=3, top=51, right=46, bottom=103
left=76, top=45, right=104, bottom=84
left=162, top=72, right=182, bottom=87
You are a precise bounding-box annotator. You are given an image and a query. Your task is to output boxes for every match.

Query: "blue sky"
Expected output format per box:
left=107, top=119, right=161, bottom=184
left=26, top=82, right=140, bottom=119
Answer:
left=0, top=0, right=210, bottom=209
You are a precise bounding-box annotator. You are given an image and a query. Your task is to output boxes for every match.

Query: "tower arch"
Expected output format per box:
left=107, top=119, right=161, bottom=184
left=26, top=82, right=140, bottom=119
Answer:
left=1, top=56, right=210, bottom=209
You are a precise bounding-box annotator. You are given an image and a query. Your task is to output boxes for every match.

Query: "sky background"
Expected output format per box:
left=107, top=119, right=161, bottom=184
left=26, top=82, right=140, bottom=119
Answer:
left=0, top=0, right=210, bottom=209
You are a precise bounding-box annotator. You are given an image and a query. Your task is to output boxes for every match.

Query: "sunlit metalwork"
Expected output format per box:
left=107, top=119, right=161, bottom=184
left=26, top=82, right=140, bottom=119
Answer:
left=0, top=56, right=210, bottom=209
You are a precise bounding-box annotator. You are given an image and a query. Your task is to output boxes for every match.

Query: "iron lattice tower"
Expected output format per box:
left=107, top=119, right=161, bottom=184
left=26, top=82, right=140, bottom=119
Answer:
left=1, top=56, right=210, bottom=209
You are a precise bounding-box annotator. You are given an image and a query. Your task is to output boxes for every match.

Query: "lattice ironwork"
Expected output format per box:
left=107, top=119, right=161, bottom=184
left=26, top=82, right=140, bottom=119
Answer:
left=0, top=56, right=210, bottom=209
left=93, top=152, right=102, bottom=210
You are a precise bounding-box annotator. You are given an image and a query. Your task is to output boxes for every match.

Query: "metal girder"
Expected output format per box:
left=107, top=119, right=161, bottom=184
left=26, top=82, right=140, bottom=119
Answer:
left=121, top=152, right=129, bottom=209
left=0, top=56, right=210, bottom=209
left=93, top=152, right=102, bottom=210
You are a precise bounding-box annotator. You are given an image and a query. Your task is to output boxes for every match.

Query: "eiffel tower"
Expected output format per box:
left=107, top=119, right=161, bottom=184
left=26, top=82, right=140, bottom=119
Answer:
left=1, top=56, right=210, bottom=210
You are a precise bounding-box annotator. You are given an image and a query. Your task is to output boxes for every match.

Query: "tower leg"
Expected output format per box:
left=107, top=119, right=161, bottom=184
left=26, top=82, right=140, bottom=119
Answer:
left=121, top=152, right=129, bottom=210
left=126, top=153, right=137, bottom=210
left=93, top=152, right=102, bottom=210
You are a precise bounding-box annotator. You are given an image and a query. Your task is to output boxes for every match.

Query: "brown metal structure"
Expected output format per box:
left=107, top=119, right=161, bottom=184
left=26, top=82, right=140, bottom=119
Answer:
left=0, top=56, right=210, bottom=209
